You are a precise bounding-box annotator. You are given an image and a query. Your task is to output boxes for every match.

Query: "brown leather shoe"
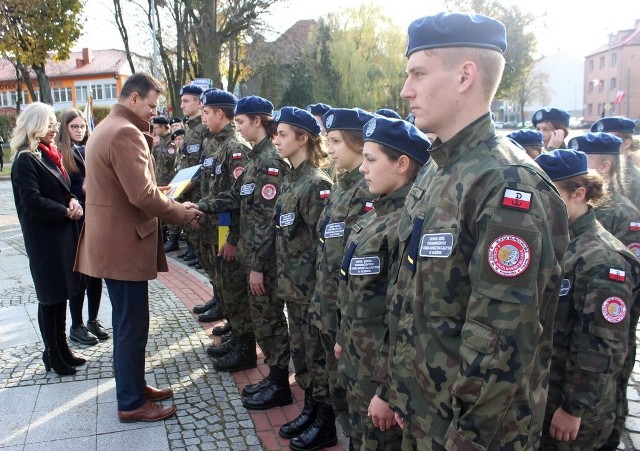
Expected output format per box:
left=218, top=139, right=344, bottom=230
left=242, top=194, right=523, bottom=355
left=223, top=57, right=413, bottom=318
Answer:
left=144, top=385, right=174, bottom=401
left=118, top=400, right=177, bottom=423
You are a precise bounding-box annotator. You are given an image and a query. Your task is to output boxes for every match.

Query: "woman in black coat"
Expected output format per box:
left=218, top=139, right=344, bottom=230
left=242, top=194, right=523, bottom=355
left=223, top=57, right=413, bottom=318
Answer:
left=10, top=102, right=86, bottom=376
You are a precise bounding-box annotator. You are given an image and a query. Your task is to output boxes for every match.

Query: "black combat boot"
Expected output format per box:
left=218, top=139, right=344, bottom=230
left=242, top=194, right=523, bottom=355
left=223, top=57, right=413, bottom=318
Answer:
left=212, top=333, right=257, bottom=372
left=193, top=296, right=219, bottom=314
left=198, top=302, right=224, bottom=322
left=164, top=231, right=180, bottom=252
left=243, top=365, right=292, bottom=410
left=212, top=321, right=232, bottom=336
left=288, top=402, right=337, bottom=451
left=242, top=366, right=288, bottom=397
left=279, top=388, right=318, bottom=438
left=206, top=334, right=237, bottom=358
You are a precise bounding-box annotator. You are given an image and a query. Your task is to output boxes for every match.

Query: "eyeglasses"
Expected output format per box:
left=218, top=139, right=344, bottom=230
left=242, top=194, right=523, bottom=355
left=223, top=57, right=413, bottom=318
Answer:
left=48, top=122, right=60, bottom=131
left=70, top=124, right=87, bottom=131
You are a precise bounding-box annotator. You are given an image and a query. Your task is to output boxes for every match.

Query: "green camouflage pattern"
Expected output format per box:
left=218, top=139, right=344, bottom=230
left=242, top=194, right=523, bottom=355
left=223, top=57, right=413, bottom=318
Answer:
left=275, top=159, right=332, bottom=396
left=625, top=157, right=640, bottom=210
left=153, top=133, right=177, bottom=186
left=336, top=183, right=410, bottom=451
left=594, top=191, right=640, bottom=260
left=387, top=114, right=570, bottom=450
left=542, top=207, right=640, bottom=450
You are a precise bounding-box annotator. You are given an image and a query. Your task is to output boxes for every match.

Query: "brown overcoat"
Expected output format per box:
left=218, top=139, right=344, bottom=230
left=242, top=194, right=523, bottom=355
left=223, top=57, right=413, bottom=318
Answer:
left=74, top=103, right=187, bottom=281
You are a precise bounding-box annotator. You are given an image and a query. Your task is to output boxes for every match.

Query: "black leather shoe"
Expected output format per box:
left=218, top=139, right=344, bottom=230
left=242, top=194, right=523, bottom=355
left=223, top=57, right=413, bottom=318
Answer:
left=87, top=319, right=110, bottom=340
left=198, top=303, right=224, bottom=322
left=279, top=388, right=318, bottom=438
left=212, top=322, right=232, bottom=336
left=212, top=334, right=257, bottom=373
left=288, top=402, right=337, bottom=451
left=183, top=251, right=197, bottom=262
left=194, top=262, right=203, bottom=269
left=206, top=336, right=236, bottom=358
left=242, top=376, right=273, bottom=397
left=188, top=258, right=200, bottom=267
left=177, top=249, right=190, bottom=259
left=193, top=297, right=218, bottom=315
left=69, top=325, right=99, bottom=345
left=220, top=330, right=235, bottom=343
left=242, top=378, right=293, bottom=410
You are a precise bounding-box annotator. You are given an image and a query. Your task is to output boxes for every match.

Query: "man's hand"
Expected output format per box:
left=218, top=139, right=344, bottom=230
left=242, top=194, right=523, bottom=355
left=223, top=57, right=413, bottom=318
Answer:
left=334, top=343, right=342, bottom=360
left=249, top=271, right=265, bottom=296
left=158, top=185, right=172, bottom=195
left=368, top=395, right=397, bottom=431
left=394, top=413, right=404, bottom=429
left=549, top=407, right=581, bottom=442
left=218, top=242, right=237, bottom=262
left=182, top=202, right=203, bottom=224
left=67, top=198, right=83, bottom=220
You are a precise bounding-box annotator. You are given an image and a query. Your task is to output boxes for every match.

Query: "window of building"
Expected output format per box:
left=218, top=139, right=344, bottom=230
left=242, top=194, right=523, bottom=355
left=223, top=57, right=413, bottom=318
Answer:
left=75, top=85, right=88, bottom=102
left=589, top=59, right=594, bottom=71
left=611, top=53, right=617, bottom=67
left=0, top=91, right=13, bottom=106
left=589, top=83, right=594, bottom=93
left=611, top=78, right=616, bottom=90
left=599, top=80, right=604, bottom=93
left=600, top=56, right=605, bottom=69
left=588, top=104, right=593, bottom=115
left=51, top=87, right=72, bottom=103
left=92, top=83, right=117, bottom=101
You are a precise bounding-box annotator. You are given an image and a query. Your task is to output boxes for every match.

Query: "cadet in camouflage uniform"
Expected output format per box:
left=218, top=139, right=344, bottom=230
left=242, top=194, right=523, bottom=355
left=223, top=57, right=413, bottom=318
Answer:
left=386, top=13, right=570, bottom=449
left=198, top=96, right=292, bottom=397
left=301, top=108, right=375, bottom=442
left=535, top=149, right=640, bottom=449
left=336, top=117, right=430, bottom=451
left=151, top=116, right=177, bottom=242
left=271, top=107, right=335, bottom=451
left=532, top=107, right=570, bottom=151
left=572, top=132, right=640, bottom=258
left=197, top=89, right=253, bottom=371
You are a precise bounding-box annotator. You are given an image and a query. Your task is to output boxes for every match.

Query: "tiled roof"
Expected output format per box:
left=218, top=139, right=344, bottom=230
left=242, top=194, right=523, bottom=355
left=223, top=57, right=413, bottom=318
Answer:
left=0, top=49, right=128, bottom=82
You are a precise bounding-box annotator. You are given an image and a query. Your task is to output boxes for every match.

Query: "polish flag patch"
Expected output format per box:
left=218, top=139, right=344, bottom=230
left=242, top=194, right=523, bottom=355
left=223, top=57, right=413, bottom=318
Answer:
left=319, top=190, right=331, bottom=199
left=364, top=202, right=374, bottom=212
left=232, top=152, right=243, bottom=160
left=609, top=268, right=626, bottom=282
left=267, top=167, right=280, bottom=176
left=630, top=221, right=640, bottom=231
left=502, top=189, right=532, bottom=211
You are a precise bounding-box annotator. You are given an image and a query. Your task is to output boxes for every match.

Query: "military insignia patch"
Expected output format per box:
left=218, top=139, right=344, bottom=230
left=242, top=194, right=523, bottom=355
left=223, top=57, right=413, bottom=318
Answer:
left=262, top=183, right=277, bottom=200
left=203, top=157, right=214, bottom=167
left=267, top=167, right=280, bottom=176
left=502, top=189, right=532, bottom=211
left=596, top=122, right=604, bottom=132
left=325, top=114, right=334, bottom=129
left=187, top=144, right=200, bottom=154
left=364, top=202, right=374, bottom=212
left=628, top=243, right=640, bottom=260
left=319, top=190, right=331, bottom=199
left=365, top=118, right=376, bottom=137
left=560, top=278, right=571, bottom=296
left=609, top=268, right=626, bottom=282
left=488, top=234, right=530, bottom=277
left=602, top=296, right=627, bottom=323
left=233, top=166, right=244, bottom=179
left=279, top=212, right=295, bottom=227
left=215, top=164, right=222, bottom=175
left=240, top=183, right=255, bottom=196
left=168, top=147, right=175, bottom=154
left=232, top=152, right=243, bottom=160
left=630, top=221, right=640, bottom=231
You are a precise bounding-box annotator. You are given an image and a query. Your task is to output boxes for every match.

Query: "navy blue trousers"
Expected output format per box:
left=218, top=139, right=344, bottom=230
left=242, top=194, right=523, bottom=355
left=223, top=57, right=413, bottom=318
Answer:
left=105, top=279, right=149, bottom=411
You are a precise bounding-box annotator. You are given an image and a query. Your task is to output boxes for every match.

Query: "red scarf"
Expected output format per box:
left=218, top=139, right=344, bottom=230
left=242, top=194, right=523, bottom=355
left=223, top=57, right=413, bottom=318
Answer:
left=38, top=141, right=68, bottom=181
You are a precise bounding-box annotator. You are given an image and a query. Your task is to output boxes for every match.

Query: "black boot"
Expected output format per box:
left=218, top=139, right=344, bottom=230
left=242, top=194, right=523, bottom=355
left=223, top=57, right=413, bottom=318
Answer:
left=289, top=402, right=337, bottom=451
left=56, top=305, right=86, bottom=366
left=212, top=334, right=257, bottom=373
left=198, top=302, right=224, bottom=322
left=212, top=321, right=232, bottom=336
left=193, top=296, right=219, bottom=314
left=279, top=388, right=318, bottom=438
left=164, top=231, right=180, bottom=252
left=243, top=366, right=292, bottom=410
left=39, top=304, right=76, bottom=376
left=206, top=335, right=237, bottom=358
left=242, top=366, right=288, bottom=397
left=183, top=249, right=197, bottom=261
left=220, top=329, right=235, bottom=343
left=177, top=248, right=190, bottom=259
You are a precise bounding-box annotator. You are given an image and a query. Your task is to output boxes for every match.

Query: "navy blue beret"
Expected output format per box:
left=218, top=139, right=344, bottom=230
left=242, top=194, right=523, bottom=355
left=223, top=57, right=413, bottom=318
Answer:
left=151, top=116, right=169, bottom=125
left=323, top=108, right=375, bottom=132
left=569, top=132, right=623, bottom=155
left=531, top=108, right=570, bottom=127
left=171, top=129, right=185, bottom=140
left=535, top=149, right=589, bottom=181
left=275, top=106, right=322, bottom=136
left=201, top=88, right=237, bottom=107
left=363, top=117, right=431, bottom=165
left=179, top=84, right=204, bottom=97
left=235, top=96, right=273, bottom=116
left=406, top=12, right=507, bottom=56
left=375, top=108, right=402, bottom=119
left=306, top=103, right=332, bottom=117
left=591, top=116, right=636, bottom=134
left=169, top=117, right=182, bottom=125
left=507, top=129, right=543, bottom=147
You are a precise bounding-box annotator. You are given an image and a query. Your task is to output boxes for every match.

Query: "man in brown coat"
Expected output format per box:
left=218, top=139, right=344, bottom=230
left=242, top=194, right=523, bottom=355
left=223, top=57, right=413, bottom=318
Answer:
left=75, top=73, right=202, bottom=423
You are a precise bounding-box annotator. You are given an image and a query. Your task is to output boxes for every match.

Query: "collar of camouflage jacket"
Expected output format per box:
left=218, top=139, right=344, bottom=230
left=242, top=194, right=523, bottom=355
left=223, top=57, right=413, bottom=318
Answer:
left=372, top=181, right=412, bottom=216
left=429, top=112, right=494, bottom=168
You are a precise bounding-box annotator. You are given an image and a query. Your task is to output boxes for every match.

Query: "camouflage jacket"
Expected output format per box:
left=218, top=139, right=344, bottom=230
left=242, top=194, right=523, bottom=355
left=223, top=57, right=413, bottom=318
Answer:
left=625, top=156, right=640, bottom=211
left=196, top=134, right=219, bottom=243
left=387, top=113, right=570, bottom=450
left=547, top=207, right=640, bottom=425
left=198, top=137, right=289, bottom=272
left=595, top=190, right=640, bottom=259
left=335, top=182, right=410, bottom=404
left=310, top=168, right=375, bottom=326
left=153, top=134, right=176, bottom=186
left=275, top=159, right=332, bottom=304
left=178, top=116, right=209, bottom=202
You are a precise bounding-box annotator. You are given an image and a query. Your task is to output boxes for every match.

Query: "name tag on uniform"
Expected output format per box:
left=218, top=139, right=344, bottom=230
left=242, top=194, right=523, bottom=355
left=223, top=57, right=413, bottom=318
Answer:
left=215, top=164, right=222, bottom=175
left=560, top=278, right=571, bottom=296
left=419, top=233, right=453, bottom=258
left=279, top=212, right=295, bottom=227
left=187, top=144, right=200, bottom=154
left=324, top=222, right=345, bottom=239
left=240, top=183, right=255, bottom=196
left=349, top=256, right=381, bottom=276
left=202, top=157, right=214, bottom=168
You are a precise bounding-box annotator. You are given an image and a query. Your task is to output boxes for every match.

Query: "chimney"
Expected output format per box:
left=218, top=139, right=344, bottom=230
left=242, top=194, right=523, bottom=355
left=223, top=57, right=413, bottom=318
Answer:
left=76, top=48, right=94, bottom=67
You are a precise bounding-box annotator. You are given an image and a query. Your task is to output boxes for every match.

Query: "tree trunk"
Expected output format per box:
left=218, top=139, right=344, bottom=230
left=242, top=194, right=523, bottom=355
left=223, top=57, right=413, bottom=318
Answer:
left=113, top=0, right=136, bottom=73
left=200, top=0, right=221, bottom=86
left=32, top=64, right=52, bottom=105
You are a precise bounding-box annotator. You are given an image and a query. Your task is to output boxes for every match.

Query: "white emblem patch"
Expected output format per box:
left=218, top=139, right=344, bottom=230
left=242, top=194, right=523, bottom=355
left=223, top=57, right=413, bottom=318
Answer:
left=560, top=278, right=571, bottom=296
left=240, top=183, right=255, bottom=196
left=279, top=212, right=295, bottom=227
left=349, top=256, right=381, bottom=276
left=365, top=118, right=376, bottom=137
left=324, top=222, right=345, bottom=239
left=261, top=184, right=277, bottom=200
left=602, top=296, right=627, bottom=323
left=325, top=114, right=334, bottom=129
left=487, top=234, right=530, bottom=278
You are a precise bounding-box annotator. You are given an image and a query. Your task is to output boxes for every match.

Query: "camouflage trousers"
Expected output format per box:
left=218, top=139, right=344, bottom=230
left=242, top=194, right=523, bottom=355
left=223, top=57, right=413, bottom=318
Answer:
left=346, top=392, right=402, bottom=451
left=247, top=267, right=290, bottom=369
left=212, top=250, right=252, bottom=337
left=399, top=422, right=445, bottom=451
left=286, top=301, right=328, bottom=399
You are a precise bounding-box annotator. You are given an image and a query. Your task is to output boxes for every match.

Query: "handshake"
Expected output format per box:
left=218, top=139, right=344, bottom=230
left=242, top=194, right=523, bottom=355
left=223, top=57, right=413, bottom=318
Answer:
left=182, top=202, right=204, bottom=226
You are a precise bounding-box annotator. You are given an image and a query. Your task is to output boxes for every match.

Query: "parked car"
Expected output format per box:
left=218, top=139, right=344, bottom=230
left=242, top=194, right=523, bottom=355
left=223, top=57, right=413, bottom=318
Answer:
left=494, top=121, right=504, bottom=129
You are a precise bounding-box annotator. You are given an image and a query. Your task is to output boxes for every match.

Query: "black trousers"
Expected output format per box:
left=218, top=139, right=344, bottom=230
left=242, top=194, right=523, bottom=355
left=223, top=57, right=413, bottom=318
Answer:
left=104, top=278, right=149, bottom=411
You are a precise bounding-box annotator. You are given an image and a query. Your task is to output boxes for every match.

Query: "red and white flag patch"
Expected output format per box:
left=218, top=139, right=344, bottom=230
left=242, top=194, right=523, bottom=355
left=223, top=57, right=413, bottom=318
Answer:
left=232, top=152, right=243, bottom=160
left=267, top=167, right=280, bottom=176
left=319, top=190, right=331, bottom=199
left=502, top=189, right=532, bottom=211
left=609, top=268, right=626, bottom=282
left=364, top=202, right=374, bottom=212
left=630, top=221, right=640, bottom=231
